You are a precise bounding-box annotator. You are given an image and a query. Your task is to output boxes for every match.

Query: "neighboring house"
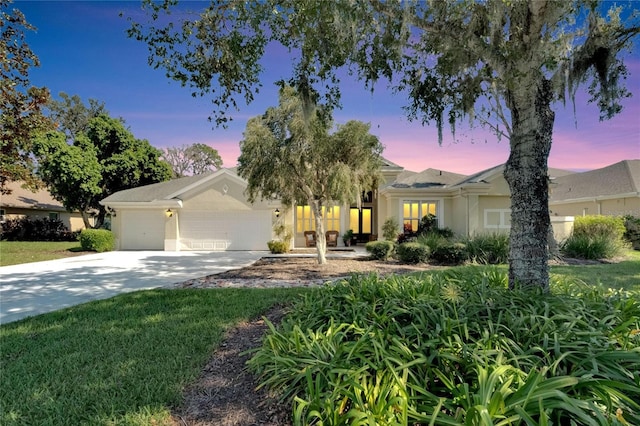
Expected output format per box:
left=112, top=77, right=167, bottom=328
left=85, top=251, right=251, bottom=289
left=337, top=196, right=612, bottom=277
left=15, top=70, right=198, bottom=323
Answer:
left=0, top=181, right=89, bottom=232
left=100, top=159, right=637, bottom=251
left=549, top=160, right=640, bottom=218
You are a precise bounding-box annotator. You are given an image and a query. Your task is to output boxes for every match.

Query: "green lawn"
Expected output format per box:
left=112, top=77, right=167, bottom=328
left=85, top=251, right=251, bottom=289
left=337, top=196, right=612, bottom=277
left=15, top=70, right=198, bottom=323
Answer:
left=0, top=241, right=91, bottom=267
left=0, top=288, right=310, bottom=425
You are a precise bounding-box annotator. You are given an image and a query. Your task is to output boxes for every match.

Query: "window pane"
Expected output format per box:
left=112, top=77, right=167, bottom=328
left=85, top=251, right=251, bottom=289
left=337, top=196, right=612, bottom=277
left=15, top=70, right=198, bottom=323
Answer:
left=426, top=203, right=436, bottom=216
left=349, top=208, right=360, bottom=233
left=411, top=203, right=418, bottom=218
left=362, top=209, right=371, bottom=234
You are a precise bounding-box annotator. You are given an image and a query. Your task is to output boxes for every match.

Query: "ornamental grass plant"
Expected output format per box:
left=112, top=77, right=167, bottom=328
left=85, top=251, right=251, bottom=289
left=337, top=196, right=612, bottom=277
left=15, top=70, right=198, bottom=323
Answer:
left=249, top=268, right=640, bottom=425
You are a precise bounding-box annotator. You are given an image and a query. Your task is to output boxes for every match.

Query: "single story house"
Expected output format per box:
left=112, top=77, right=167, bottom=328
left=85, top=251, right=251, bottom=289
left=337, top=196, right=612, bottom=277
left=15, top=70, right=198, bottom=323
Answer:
left=100, top=159, right=638, bottom=251
left=0, top=181, right=89, bottom=232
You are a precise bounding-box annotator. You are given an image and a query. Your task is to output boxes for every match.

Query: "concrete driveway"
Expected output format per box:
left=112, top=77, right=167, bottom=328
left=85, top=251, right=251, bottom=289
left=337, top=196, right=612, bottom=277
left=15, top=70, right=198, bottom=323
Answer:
left=0, top=250, right=265, bottom=325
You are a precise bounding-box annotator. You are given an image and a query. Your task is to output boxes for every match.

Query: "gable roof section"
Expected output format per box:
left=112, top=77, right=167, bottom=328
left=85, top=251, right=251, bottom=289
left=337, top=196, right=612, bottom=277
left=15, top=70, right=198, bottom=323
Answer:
left=451, top=164, right=575, bottom=188
left=390, top=168, right=467, bottom=189
left=100, top=169, right=246, bottom=206
left=0, top=181, right=66, bottom=211
left=550, top=160, right=640, bottom=202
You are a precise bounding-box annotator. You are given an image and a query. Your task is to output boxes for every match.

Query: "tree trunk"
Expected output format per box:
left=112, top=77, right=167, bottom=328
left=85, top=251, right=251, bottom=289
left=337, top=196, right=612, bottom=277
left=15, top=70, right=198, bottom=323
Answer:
left=80, top=209, right=93, bottom=229
left=310, top=200, right=327, bottom=264
left=503, top=77, right=554, bottom=291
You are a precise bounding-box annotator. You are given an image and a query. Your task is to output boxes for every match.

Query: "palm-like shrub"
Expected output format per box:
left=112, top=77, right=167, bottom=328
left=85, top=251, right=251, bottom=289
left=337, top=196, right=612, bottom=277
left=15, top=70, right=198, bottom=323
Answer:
left=464, top=232, right=510, bottom=264
left=250, top=270, right=640, bottom=425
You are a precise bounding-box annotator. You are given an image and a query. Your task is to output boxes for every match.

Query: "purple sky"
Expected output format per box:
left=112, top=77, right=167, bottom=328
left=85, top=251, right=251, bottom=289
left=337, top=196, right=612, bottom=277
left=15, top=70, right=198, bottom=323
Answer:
left=15, top=1, right=640, bottom=175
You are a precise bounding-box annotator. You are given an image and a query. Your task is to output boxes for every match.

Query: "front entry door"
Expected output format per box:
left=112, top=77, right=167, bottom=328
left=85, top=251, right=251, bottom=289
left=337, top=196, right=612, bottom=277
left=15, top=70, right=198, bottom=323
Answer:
left=349, top=207, right=372, bottom=243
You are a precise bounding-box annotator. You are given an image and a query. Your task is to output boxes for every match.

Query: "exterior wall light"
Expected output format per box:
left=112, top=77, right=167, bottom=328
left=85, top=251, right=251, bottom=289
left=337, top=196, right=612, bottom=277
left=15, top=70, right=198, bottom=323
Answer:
left=165, top=209, right=173, bottom=218
left=274, top=208, right=280, bottom=218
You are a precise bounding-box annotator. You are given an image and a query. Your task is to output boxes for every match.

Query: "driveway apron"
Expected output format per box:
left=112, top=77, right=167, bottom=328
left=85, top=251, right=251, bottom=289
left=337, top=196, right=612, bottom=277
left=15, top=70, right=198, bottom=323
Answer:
left=0, top=251, right=265, bottom=324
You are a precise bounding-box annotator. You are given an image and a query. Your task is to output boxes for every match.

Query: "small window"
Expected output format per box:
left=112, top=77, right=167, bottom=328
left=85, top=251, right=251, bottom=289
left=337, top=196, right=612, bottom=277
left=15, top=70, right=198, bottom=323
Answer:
left=49, top=212, right=59, bottom=220
left=484, top=209, right=511, bottom=229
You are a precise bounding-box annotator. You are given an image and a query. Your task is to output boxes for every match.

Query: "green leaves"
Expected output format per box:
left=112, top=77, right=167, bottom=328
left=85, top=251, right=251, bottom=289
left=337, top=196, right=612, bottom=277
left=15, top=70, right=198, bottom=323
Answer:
left=250, top=270, right=640, bottom=425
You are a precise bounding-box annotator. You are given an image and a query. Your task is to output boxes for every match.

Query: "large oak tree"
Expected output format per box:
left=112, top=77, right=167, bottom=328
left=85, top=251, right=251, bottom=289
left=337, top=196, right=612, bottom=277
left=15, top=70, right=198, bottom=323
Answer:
left=238, top=85, right=383, bottom=264
left=129, top=0, right=638, bottom=289
left=34, top=114, right=173, bottom=227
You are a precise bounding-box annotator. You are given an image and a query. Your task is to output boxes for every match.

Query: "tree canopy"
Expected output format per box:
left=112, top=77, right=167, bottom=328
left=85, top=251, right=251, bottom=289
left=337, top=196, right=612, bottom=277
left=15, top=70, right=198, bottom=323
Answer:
left=34, top=114, right=173, bottom=227
left=47, top=92, right=109, bottom=141
left=129, top=0, right=638, bottom=289
left=238, top=85, right=383, bottom=264
left=1, top=0, right=54, bottom=193
left=161, top=143, right=223, bottom=178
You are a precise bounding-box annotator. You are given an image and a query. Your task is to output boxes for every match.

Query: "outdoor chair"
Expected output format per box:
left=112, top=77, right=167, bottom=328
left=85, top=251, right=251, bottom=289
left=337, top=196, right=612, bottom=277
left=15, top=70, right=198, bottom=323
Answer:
left=304, top=230, right=317, bottom=247
left=326, top=230, right=339, bottom=247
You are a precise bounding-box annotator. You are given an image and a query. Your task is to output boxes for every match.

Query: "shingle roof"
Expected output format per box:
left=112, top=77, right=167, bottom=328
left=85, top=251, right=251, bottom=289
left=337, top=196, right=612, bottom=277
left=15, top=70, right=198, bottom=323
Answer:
left=0, top=181, right=66, bottom=211
left=451, top=164, right=575, bottom=187
left=101, top=172, right=216, bottom=203
left=390, top=168, right=467, bottom=189
left=550, top=160, right=640, bottom=202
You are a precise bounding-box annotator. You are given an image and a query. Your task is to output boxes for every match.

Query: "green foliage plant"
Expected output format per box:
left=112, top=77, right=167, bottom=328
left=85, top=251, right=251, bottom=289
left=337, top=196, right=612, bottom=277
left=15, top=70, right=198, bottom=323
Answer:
left=381, top=217, right=399, bottom=241
left=79, top=229, right=114, bottom=252
left=464, top=232, right=510, bottom=264
left=0, top=217, right=76, bottom=242
left=623, top=215, right=640, bottom=250
left=249, top=270, right=640, bottom=425
left=429, top=242, right=468, bottom=265
left=364, top=240, right=394, bottom=260
left=562, top=215, right=629, bottom=259
left=396, top=242, right=430, bottom=264
left=267, top=240, right=289, bottom=254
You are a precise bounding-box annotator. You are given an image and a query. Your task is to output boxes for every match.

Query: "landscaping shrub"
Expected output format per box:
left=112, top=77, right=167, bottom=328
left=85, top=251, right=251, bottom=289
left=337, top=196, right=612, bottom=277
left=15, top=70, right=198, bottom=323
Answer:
left=381, top=217, right=399, bottom=241
left=79, top=229, right=115, bottom=252
left=267, top=240, right=289, bottom=254
left=464, top=232, right=510, bottom=264
left=561, top=215, right=629, bottom=259
left=0, top=217, right=77, bottom=241
left=429, top=241, right=468, bottom=265
left=396, top=242, right=430, bottom=263
left=623, top=215, right=640, bottom=250
left=250, top=271, right=640, bottom=425
left=364, top=240, right=395, bottom=260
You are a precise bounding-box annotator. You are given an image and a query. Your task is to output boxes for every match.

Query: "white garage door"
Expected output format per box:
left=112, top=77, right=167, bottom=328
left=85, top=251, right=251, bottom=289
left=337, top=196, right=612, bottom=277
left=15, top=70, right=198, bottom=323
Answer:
left=120, top=210, right=165, bottom=250
left=179, top=210, right=272, bottom=251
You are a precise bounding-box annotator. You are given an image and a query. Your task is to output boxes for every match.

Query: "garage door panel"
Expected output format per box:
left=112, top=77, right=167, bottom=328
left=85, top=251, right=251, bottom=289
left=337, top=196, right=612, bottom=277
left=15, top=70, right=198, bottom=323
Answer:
left=179, top=210, right=271, bottom=251
left=120, top=211, right=165, bottom=250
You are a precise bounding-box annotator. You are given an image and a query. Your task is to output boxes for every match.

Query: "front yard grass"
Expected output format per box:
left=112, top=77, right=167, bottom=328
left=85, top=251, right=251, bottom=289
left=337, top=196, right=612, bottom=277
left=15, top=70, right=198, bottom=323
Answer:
left=0, top=287, right=310, bottom=425
left=0, top=241, right=90, bottom=267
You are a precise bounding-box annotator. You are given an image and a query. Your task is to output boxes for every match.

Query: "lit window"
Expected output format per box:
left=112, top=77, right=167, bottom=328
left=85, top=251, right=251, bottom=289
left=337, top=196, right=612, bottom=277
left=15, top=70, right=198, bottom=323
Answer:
left=402, top=201, right=437, bottom=233
left=296, top=205, right=341, bottom=233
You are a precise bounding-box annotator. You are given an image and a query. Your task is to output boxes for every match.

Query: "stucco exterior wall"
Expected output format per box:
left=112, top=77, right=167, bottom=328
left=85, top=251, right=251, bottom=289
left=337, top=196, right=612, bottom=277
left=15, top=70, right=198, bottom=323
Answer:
left=1, top=207, right=89, bottom=232
left=551, top=197, right=640, bottom=218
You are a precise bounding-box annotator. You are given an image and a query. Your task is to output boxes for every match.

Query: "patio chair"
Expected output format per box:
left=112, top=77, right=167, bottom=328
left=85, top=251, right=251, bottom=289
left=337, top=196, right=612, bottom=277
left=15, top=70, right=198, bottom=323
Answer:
left=326, top=230, right=339, bottom=247
left=304, top=230, right=317, bottom=247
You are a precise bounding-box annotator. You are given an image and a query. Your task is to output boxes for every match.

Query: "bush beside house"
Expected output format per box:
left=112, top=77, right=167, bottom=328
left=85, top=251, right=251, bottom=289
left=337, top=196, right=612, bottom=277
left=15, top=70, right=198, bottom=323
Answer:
left=79, top=229, right=115, bottom=252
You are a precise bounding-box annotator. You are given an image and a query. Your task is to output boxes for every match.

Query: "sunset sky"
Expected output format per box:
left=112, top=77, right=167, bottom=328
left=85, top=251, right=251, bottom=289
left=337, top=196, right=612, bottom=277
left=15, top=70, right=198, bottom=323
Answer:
left=15, top=1, right=640, bottom=175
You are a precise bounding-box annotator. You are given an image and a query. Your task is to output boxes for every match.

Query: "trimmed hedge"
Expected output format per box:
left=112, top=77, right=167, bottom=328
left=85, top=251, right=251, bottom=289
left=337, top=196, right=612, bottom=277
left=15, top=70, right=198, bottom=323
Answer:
left=365, top=240, right=395, bottom=260
left=430, top=242, right=468, bottom=265
left=79, top=229, right=115, bottom=252
left=0, top=217, right=77, bottom=241
left=396, top=242, right=430, bottom=264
